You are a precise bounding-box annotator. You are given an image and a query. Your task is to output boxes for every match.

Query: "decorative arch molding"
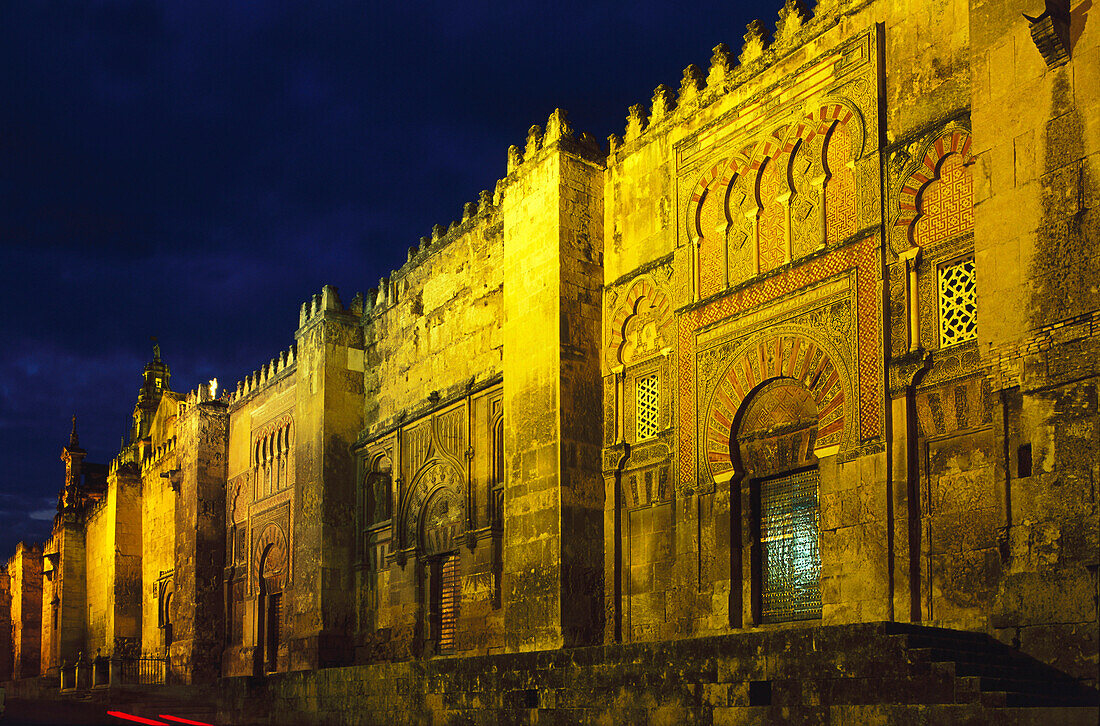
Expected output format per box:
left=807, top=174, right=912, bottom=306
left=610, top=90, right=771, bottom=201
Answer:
left=703, top=330, right=854, bottom=482
left=685, top=99, right=867, bottom=294
left=364, top=450, right=394, bottom=525
left=686, top=100, right=867, bottom=233
left=894, top=128, right=974, bottom=246
left=368, top=449, right=393, bottom=473
left=605, top=275, right=674, bottom=369
left=252, top=522, right=288, bottom=592
left=419, top=487, right=464, bottom=556
left=688, top=157, right=734, bottom=228
left=794, top=100, right=865, bottom=160
left=400, top=460, right=465, bottom=552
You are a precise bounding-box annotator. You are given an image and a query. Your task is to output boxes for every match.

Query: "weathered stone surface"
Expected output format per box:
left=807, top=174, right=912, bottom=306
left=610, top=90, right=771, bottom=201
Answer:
left=3, top=0, right=1099, bottom=719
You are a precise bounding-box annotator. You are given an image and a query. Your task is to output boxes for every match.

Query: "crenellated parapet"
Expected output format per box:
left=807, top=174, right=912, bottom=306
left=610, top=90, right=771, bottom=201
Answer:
left=139, top=435, right=177, bottom=476
left=503, top=107, right=604, bottom=176
left=228, top=343, right=297, bottom=404
left=606, top=0, right=836, bottom=160
left=109, top=445, right=140, bottom=476
left=365, top=187, right=501, bottom=317
left=298, top=284, right=364, bottom=327
left=364, top=107, right=604, bottom=321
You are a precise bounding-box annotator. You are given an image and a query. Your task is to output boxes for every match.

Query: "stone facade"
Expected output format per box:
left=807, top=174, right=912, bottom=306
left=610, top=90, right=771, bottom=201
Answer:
left=6, top=542, right=43, bottom=680
left=2, top=0, right=1098, bottom=719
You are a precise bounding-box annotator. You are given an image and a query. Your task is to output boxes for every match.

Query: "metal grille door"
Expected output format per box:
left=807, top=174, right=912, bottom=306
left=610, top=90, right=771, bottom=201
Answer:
left=266, top=593, right=281, bottom=671
left=438, top=554, right=460, bottom=652
left=760, top=468, right=822, bottom=622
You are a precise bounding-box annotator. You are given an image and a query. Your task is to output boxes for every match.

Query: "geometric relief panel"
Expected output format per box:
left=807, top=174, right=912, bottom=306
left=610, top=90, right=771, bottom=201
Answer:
left=790, top=134, right=823, bottom=259
left=757, top=152, right=790, bottom=274
left=621, top=462, right=672, bottom=511
left=914, top=153, right=973, bottom=248
left=606, top=276, right=673, bottom=370
left=727, top=173, right=756, bottom=281
left=698, top=178, right=729, bottom=298
left=824, top=121, right=857, bottom=245
left=895, top=130, right=973, bottom=248
left=913, top=375, right=993, bottom=438
left=737, top=379, right=820, bottom=478
left=675, top=232, right=883, bottom=497
left=401, top=461, right=464, bottom=553
left=250, top=502, right=291, bottom=594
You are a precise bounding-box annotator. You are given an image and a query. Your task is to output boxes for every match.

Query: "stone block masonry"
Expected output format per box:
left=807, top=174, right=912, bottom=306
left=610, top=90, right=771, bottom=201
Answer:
left=214, top=623, right=1099, bottom=725
left=2, top=0, right=1098, bottom=721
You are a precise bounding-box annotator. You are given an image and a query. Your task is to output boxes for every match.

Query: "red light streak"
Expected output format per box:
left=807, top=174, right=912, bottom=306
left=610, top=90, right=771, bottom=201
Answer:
left=106, top=712, right=168, bottom=725
left=159, top=715, right=216, bottom=726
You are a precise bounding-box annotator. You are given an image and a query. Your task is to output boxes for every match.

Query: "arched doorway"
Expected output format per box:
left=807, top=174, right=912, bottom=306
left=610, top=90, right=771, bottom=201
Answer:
left=253, top=525, right=287, bottom=675
left=733, top=378, right=823, bottom=624
left=419, top=488, right=462, bottom=655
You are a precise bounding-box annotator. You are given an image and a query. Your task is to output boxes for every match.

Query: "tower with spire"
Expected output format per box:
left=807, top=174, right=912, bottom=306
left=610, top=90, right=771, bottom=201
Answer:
left=58, top=415, right=85, bottom=511
left=130, top=342, right=171, bottom=445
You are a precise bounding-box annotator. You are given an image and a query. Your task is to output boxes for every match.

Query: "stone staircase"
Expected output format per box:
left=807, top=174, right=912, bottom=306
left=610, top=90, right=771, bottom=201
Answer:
left=884, top=622, right=1100, bottom=709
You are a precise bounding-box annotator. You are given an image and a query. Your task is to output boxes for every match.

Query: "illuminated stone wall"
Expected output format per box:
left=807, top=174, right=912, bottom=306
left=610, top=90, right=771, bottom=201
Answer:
left=0, top=572, right=11, bottom=680
left=5, top=544, right=41, bottom=679
left=81, top=490, right=114, bottom=658
left=39, top=517, right=85, bottom=678
left=73, top=465, right=143, bottom=661
left=223, top=286, right=365, bottom=676
left=594, top=0, right=1098, bottom=685
left=352, top=182, right=506, bottom=660
left=961, top=0, right=1100, bottom=678
left=501, top=128, right=606, bottom=651
left=139, top=394, right=182, bottom=661
left=169, top=398, right=229, bottom=684
left=224, top=365, right=298, bottom=678
left=0, top=0, right=1096, bottom=702
left=602, top=14, right=896, bottom=642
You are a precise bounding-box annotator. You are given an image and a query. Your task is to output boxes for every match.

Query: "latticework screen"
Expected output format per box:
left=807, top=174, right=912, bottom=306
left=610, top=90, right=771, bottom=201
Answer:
left=438, top=554, right=460, bottom=652
left=938, top=257, right=977, bottom=347
left=636, top=374, right=660, bottom=440
left=760, top=468, right=822, bottom=623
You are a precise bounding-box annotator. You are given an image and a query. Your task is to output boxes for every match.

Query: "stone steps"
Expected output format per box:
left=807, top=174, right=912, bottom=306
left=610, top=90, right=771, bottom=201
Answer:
left=889, top=625, right=1100, bottom=709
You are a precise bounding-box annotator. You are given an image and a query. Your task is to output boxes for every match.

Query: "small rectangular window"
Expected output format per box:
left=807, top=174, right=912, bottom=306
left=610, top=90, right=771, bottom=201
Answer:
left=938, top=257, right=977, bottom=347
left=636, top=374, right=661, bottom=440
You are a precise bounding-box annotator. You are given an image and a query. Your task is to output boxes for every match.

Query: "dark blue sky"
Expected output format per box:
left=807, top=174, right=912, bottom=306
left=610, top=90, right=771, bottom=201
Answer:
left=0, top=0, right=757, bottom=554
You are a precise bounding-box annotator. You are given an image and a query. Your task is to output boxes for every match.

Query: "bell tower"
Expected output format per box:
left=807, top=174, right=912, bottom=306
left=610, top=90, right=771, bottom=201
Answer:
left=59, top=415, right=86, bottom=510
left=131, top=342, right=171, bottom=443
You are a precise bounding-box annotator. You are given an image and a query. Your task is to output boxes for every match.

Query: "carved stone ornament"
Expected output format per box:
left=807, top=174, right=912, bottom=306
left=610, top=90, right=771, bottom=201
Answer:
left=602, top=443, right=628, bottom=474
left=403, top=461, right=463, bottom=552
left=253, top=522, right=288, bottom=591
left=888, top=348, right=933, bottom=396
left=420, top=488, right=463, bottom=556
left=739, top=20, right=770, bottom=65
left=1024, top=1, right=1071, bottom=68
left=775, top=0, right=811, bottom=44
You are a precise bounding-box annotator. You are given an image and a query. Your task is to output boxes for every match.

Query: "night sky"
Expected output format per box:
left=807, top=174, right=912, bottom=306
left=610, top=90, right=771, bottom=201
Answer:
left=0, top=0, right=757, bottom=556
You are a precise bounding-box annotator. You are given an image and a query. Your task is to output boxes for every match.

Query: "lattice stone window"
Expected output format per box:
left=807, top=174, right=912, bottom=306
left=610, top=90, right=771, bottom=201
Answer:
left=938, top=257, right=977, bottom=347
left=636, top=373, right=660, bottom=440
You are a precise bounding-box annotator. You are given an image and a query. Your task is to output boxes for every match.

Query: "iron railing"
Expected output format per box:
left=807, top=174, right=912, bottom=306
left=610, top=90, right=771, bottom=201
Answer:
left=121, top=656, right=168, bottom=685
left=58, top=654, right=169, bottom=692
